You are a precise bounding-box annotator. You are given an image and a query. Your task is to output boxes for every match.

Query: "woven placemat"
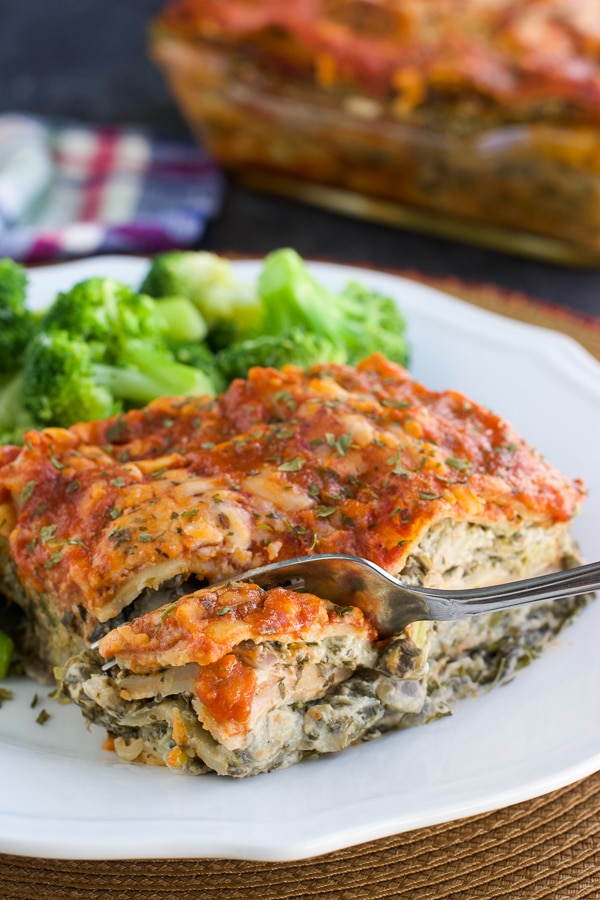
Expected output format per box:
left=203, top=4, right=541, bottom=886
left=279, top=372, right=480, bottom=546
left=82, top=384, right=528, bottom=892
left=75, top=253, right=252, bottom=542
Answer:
left=1, top=274, right=599, bottom=900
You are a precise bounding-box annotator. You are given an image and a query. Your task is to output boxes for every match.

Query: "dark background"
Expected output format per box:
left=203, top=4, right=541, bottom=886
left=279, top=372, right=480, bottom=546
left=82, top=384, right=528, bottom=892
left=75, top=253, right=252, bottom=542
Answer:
left=1, top=0, right=599, bottom=316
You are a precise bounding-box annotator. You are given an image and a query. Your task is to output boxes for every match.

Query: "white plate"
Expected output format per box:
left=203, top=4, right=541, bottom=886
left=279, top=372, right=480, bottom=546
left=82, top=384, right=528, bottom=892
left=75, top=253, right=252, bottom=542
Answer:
left=1, top=256, right=599, bottom=861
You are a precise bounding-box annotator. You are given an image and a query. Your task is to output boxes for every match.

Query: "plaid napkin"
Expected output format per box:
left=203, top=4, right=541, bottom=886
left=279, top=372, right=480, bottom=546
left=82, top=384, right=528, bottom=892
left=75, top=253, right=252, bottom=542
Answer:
left=0, top=114, right=225, bottom=263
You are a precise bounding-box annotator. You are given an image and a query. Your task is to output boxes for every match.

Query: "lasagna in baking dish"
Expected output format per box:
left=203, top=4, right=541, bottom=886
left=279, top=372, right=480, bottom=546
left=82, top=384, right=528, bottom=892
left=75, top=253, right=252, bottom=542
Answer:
left=0, top=355, right=587, bottom=775
left=151, top=1, right=600, bottom=254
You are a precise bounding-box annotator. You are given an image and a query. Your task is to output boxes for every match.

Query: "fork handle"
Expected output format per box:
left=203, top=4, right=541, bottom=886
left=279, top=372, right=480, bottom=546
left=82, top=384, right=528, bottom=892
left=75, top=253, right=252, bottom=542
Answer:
left=420, top=560, right=600, bottom=621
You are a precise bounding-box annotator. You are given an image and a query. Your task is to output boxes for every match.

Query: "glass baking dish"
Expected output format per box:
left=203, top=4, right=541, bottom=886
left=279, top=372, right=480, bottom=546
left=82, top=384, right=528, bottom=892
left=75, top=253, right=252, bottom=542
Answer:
left=149, top=5, right=600, bottom=265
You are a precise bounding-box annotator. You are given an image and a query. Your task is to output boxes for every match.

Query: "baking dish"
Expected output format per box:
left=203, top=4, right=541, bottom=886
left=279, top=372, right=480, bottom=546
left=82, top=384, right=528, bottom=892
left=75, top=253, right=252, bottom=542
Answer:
left=150, top=1, right=600, bottom=264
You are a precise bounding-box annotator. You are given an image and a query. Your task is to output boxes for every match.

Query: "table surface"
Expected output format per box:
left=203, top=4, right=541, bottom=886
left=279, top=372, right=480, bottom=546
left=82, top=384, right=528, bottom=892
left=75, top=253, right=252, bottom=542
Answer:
left=1, top=0, right=599, bottom=317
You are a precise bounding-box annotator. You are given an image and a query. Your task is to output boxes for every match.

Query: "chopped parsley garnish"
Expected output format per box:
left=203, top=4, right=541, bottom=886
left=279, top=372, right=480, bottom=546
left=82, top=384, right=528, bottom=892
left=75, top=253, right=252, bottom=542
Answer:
left=49, top=453, right=65, bottom=470
left=276, top=427, right=296, bottom=439
left=111, top=477, right=127, bottom=487
left=278, top=457, right=305, bottom=472
left=273, top=390, right=297, bottom=409
left=66, top=538, right=91, bottom=550
left=40, top=525, right=57, bottom=544
left=326, top=432, right=353, bottom=457
left=138, top=533, right=153, bottom=542
left=107, top=417, right=126, bottom=442
left=43, top=552, right=62, bottom=569
left=108, top=527, right=132, bottom=546
left=20, top=481, right=37, bottom=503
left=160, top=602, right=178, bottom=620
left=381, top=399, right=411, bottom=409
left=419, top=491, right=443, bottom=501
left=446, top=457, right=470, bottom=471
left=109, top=506, right=122, bottom=520
left=333, top=605, right=354, bottom=617
left=314, top=505, right=337, bottom=518
left=65, top=480, right=80, bottom=494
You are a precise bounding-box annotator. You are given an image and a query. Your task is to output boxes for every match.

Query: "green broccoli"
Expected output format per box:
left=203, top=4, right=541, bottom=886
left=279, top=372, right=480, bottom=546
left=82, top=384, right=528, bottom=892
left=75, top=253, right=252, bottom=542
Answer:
left=170, top=340, right=226, bottom=393
left=140, top=251, right=263, bottom=347
left=19, top=276, right=221, bottom=428
left=22, top=333, right=118, bottom=425
left=22, top=331, right=216, bottom=428
left=217, top=328, right=345, bottom=383
left=154, top=296, right=208, bottom=344
left=41, top=277, right=166, bottom=358
left=0, top=258, right=39, bottom=374
left=0, top=372, right=37, bottom=445
left=257, top=249, right=409, bottom=366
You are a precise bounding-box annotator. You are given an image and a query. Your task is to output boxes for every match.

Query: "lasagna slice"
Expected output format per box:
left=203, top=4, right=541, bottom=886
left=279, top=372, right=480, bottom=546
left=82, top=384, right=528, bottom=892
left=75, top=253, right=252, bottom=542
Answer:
left=0, top=354, right=588, bottom=773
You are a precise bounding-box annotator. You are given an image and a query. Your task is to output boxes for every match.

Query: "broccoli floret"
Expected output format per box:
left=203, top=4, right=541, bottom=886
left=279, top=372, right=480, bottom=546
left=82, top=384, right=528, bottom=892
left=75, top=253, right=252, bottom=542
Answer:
left=257, top=249, right=409, bottom=367
left=116, top=340, right=217, bottom=403
left=141, top=251, right=262, bottom=346
left=41, top=278, right=166, bottom=359
left=170, top=340, right=226, bottom=393
left=338, top=280, right=410, bottom=367
left=0, top=258, right=39, bottom=373
left=22, top=331, right=217, bottom=428
left=25, top=276, right=220, bottom=427
left=0, top=372, right=38, bottom=445
left=22, top=333, right=118, bottom=426
left=217, top=328, right=345, bottom=383
left=154, top=296, right=208, bottom=344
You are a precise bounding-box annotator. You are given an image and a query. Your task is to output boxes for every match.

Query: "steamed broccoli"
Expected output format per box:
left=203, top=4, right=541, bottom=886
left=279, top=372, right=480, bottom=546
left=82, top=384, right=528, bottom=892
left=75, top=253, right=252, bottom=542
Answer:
left=257, top=249, right=409, bottom=366
left=141, top=251, right=262, bottom=347
left=41, top=277, right=166, bottom=357
left=0, top=372, right=37, bottom=445
left=0, top=258, right=39, bottom=374
left=22, top=333, right=117, bottom=425
left=22, top=331, right=216, bottom=428
left=17, top=276, right=222, bottom=428
left=154, top=296, right=208, bottom=344
left=217, top=328, right=345, bottom=382
left=170, top=340, right=226, bottom=393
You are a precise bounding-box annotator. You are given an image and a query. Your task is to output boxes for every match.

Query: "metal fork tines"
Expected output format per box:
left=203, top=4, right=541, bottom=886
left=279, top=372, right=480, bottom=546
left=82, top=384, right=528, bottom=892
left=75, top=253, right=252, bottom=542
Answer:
left=93, top=554, right=600, bottom=671
left=223, top=553, right=600, bottom=638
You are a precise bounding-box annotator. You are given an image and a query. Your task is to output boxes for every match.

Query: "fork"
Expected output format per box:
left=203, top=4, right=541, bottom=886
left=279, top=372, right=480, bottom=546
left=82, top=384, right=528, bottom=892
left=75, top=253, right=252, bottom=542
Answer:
left=228, top=553, right=600, bottom=638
